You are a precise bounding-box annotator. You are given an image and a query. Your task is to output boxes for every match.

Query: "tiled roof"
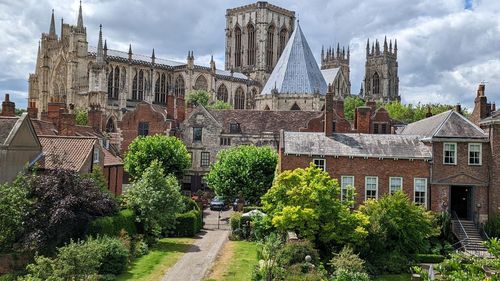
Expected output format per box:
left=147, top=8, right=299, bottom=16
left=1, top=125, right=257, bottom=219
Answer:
left=0, top=117, right=19, bottom=145
left=400, top=110, right=487, bottom=139
left=31, top=119, right=104, bottom=138
left=283, top=132, right=432, bottom=159
left=103, top=148, right=123, bottom=166
left=261, top=22, right=327, bottom=96
left=207, top=109, right=323, bottom=134
left=39, top=136, right=97, bottom=171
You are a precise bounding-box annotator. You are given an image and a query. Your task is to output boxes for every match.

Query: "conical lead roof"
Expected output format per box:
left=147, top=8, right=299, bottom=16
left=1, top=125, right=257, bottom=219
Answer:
left=261, top=21, right=327, bottom=96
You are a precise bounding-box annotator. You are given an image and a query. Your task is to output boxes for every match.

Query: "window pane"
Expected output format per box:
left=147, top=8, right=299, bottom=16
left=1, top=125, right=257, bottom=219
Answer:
left=390, top=177, right=402, bottom=194
left=193, top=127, right=202, bottom=142
left=313, top=159, right=325, bottom=171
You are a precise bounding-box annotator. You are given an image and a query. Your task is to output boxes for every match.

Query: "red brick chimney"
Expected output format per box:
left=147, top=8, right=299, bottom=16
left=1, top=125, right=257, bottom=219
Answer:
left=332, top=100, right=344, bottom=118
left=88, top=105, right=104, bottom=131
left=471, top=83, right=491, bottom=125
left=176, top=96, right=185, bottom=123
left=167, top=94, right=175, bottom=119
left=355, top=106, right=371, bottom=134
left=366, top=101, right=377, bottom=112
left=1, top=94, right=15, bottom=117
left=325, top=84, right=334, bottom=136
left=27, top=101, right=38, bottom=119
left=58, top=111, right=76, bottom=136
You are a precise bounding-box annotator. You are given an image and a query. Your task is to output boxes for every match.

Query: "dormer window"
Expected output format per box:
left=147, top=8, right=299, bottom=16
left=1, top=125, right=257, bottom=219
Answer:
left=229, top=123, right=241, bottom=134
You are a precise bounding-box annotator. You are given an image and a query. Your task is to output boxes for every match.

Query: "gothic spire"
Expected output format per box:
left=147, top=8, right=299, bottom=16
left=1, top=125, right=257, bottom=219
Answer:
left=151, top=48, right=155, bottom=64
left=384, top=36, right=388, bottom=53
left=96, top=24, right=104, bottom=64
left=35, top=41, right=41, bottom=70
left=389, top=39, right=393, bottom=53
left=49, top=9, right=56, bottom=37
left=336, top=43, right=340, bottom=58
left=394, top=39, right=398, bottom=56
left=77, top=0, right=84, bottom=29
left=128, top=44, right=132, bottom=60
left=366, top=38, right=370, bottom=57
left=103, top=39, right=107, bottom=56
left=321, top=45, right=324, bottom=61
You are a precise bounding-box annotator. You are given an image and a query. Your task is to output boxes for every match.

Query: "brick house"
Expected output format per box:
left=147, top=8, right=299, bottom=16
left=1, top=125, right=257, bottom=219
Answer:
left=279, top=85, right=498, bottom=223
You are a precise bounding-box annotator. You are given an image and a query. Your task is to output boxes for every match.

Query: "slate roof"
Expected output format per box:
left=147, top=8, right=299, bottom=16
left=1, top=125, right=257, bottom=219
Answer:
left=400, top=110, right=487, bottom=140
left=283, top=132, right=432, bottom=159
left=39, top=136, right=97, bottom=171
left=207, top=109, right=323, bottom=134
left=0, top=117, right=19, bottom=145
left=479, top=110, right=500, bottom=124
left=261, top=22, right=327, bottom=96
left=321, top=68, right=340, bottom=85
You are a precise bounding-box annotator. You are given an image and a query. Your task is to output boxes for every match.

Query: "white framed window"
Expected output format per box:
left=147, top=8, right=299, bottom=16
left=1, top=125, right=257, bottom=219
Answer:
left=468, top=143, right=482, bottom=165
left=365, top=176, right=378, bottom=200
left=389, top=177, right=403, bottom=194
left=443, top=142, right=457, bottom=165
left=93, top=148, right=100, bottom=164
left=313, top=159, right=326, bottom=171
left=414, top=178, right=427, bottom=207
left=341, top=176, right=355, bottom=204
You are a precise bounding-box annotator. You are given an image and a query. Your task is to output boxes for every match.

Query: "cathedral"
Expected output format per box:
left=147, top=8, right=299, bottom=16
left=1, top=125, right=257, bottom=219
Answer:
left=27, top=1, right=400, bottom=133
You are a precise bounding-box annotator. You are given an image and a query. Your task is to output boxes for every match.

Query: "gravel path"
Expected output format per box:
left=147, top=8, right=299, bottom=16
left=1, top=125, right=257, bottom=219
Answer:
left=161, top=209, right=232, bottom=281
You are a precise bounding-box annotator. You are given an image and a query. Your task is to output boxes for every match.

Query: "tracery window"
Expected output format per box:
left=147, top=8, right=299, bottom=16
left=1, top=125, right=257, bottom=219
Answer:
left=247, top=24, right=256, bottom=66
left=235, top=26, right=242, bottom=67
left=132, top=69, right=146, bottom=100
left=372, top=72, right=380, bottom=95
left=107, top=66, right=120, bottom=99
left=174, top=75, right=185, bottom=98
left=266, top=25, right=275, bottom=67
left=217, top=84, right=228, bottom=102
left=234, top=87, right=245, bottom=109
left=194, top=75, right=208, bottom=91
left=278, top=28, right=287, bottom=58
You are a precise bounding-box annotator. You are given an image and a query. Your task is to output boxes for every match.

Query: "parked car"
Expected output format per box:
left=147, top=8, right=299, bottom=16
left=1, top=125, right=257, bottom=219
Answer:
left=210, top=196, right=226, bottom=211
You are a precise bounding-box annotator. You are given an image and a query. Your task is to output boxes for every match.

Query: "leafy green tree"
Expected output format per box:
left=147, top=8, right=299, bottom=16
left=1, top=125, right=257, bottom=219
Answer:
left=0, top=173, right=33, bottom=252
left=75, top=109, right=88, bottom=126
left=344, top=96, right=365, bottom=120
left=15, top=108, right=27, bottom=116
left=186, top=90, right=210, bottom=107
left=262, top=164, right=368, bottom=248
left=124, top=134, right=191, bottom=180
left=83, top=165, right=109, bottom=192
left=358, top=191, right=438, bottom=271
left=207, top=100, right=232, bottom=110
left=122, top=160, right=184, bottom=237
left=206, top=145, right=278, bottom=204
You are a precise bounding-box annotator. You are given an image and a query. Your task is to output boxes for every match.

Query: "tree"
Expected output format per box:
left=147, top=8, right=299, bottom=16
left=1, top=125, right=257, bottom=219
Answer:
left=122, top=160, right=184, bottom=237
left=358, top=191, right=438, bottom=271
left=344, top=96, right=365, bottom=120
left=206, top=145, right=278, bottom=204
left=207, top=100, right=232, bottom=110
left=124, top=134, right=191, bottom=181
left=262, top=164, right=368, bottom=248
left=75, top=109, right=88, bottom=126
left=0, top=173, right=33, bottom=252
left=21, top=169, right=117, bottom=253
left=186, top=90, right=210, bottom=107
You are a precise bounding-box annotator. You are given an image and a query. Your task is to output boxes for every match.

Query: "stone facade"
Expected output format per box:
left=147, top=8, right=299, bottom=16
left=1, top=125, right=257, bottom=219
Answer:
left=225, top=2, right=295, bottom=86
left=362, top=38, right=400, bottom=102
left=28, top=4, right=260, bottom=153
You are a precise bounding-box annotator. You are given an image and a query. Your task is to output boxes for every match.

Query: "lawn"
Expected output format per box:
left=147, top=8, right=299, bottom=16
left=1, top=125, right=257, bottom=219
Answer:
left=374, top=274, right=411, bottom=281
left=205, top=241, right=259, bottom=281
left=116, top=237, right=194, bottom=281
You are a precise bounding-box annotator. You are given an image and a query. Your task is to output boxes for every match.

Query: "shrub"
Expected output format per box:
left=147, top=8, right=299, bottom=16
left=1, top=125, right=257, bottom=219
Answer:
left=243, top=206, right=264, bottom=213
left=414, top=254, right=445, bottom=263
left=279, top=240, right=319, bottom=267
left=332, top=269, right=370, bottom=281
left=230, top=212, right=242, bottom=232
left=485, top=216, right=500, bottom=238
left=330, top=246, right=366, bottom=274
left=19, top=236, right=129, bottom=280
left=88, top=209, right=137, bottom=237
left=281, top=264, right=327, bottom=281
left=173, top=210, right=201, bottom=237
left=0, top=274, right=15, bottom=281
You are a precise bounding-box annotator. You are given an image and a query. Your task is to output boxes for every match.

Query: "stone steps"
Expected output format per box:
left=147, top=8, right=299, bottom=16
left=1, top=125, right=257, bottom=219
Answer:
left=452, top=219, right=489, bottom=254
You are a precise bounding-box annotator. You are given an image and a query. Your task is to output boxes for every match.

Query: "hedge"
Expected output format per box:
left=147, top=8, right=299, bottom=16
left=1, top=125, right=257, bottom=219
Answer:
left=173, top=210, right=202, bottom=237
left=87, top=209, right=137, bottom=237
left=414, top=254, right=445, bottom=263
left=242, top=206, right=264, bottom=213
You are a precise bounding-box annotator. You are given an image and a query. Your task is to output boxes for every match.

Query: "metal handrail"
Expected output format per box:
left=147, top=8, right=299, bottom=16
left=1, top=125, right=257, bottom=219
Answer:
left=452, top=211, right=469, bottom=241
left=451, top=211, right=491, bottom=256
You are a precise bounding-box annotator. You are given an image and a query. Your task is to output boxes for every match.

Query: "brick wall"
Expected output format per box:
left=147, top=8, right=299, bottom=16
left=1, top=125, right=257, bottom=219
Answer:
left=488, top=125, right=500, bottom=216
left=118, top=102, right=172, bottom=153
left=104, top=165, right=123, bottom=196
left=280, top=154, right=431, bottom=208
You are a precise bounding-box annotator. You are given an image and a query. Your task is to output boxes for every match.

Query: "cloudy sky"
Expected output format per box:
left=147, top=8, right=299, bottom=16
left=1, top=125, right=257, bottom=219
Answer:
left=0, top=0, right=499, bottom=110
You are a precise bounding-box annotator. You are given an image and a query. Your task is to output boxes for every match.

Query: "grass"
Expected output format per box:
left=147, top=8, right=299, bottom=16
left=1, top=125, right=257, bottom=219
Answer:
left=374, top=274, right=412, bottom=281
left=116, top=237, right=194, bottom=281
left=205, top=241, right=259, bottom=281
